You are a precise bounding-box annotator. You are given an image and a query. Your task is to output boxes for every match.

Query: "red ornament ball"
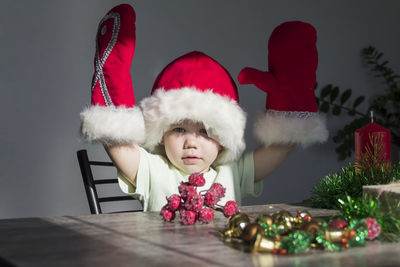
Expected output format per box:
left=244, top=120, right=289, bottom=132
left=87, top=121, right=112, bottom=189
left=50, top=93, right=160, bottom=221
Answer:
left=365, top=217, right=381, bottom=240
left=329, top=219, right=348, bottom=229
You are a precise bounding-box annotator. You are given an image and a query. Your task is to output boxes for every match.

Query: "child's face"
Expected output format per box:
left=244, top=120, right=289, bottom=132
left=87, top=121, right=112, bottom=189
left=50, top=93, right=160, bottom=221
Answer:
left=162, top=120, right=222, bottom=174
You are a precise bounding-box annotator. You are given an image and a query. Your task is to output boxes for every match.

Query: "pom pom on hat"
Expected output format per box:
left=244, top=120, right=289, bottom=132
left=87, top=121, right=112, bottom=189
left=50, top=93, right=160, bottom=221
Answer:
left=140, top=51, right=246, bottom=165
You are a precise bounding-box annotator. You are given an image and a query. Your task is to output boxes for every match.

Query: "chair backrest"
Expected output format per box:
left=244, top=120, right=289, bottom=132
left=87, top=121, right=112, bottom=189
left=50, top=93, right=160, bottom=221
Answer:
left=77, top=149, right=142, bottom=214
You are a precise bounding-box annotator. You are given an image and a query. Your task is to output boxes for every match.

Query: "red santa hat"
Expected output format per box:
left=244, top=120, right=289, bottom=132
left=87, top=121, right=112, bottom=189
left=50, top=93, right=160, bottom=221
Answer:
left=140, top=51, right=246, bottom=165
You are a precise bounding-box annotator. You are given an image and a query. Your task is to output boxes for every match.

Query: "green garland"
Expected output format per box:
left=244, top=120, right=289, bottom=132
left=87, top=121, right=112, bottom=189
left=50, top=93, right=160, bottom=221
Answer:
left=314, top=219, right=368, bottom=251
left=256, top=213, right=370, bottom=254
left=338, top=195, right=400, bottom=238
left=304, top=162, right=400, bottom=237
left=280, top=231, right=313, bottom=254
left=222, top=203, right=393, bottom=255
left=258, top=220, right=283, bottom=239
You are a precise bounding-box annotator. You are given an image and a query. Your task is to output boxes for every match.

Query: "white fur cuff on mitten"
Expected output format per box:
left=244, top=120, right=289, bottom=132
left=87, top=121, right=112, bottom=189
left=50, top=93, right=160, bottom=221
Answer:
left=80, top=105, right=145, bottom=146
left=253, top=110, right=328, bottom=147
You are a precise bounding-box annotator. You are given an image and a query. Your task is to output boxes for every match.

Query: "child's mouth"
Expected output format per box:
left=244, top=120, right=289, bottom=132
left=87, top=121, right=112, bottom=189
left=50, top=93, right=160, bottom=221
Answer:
left=182, top=156, right=200, bottom=163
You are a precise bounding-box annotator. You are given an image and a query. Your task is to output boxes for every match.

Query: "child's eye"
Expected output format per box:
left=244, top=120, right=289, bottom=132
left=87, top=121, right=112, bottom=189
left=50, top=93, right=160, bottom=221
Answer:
left=173, top=127, right=185, bottom=133
left=199, top=128, right=208, bottom=135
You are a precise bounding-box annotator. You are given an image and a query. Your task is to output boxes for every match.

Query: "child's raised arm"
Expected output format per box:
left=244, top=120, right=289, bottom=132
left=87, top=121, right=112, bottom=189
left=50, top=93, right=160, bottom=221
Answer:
left=253, top=144, right=295, bottom=182
left=105, top=143, right=140, bottom=186
left=80, top=4, right=145, bottom=186
left=238, top=21, right=329, bottom=182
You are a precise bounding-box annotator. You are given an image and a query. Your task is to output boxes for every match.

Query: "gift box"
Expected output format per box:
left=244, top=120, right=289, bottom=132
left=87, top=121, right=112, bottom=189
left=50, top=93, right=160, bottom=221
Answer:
left=363, top=183, right=400, bottom=210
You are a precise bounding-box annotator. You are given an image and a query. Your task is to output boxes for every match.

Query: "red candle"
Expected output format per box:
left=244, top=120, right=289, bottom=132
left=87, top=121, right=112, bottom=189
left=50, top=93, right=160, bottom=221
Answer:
left=354, top=112, right=391, bottom=162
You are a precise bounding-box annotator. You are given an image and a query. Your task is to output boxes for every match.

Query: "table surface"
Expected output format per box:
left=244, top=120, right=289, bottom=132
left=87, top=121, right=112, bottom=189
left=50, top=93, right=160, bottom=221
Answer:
left=0, top=204, right=399, bottom=267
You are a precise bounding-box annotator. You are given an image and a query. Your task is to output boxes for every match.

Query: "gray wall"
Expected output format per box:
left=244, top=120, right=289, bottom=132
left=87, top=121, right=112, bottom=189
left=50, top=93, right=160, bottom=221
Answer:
left=1, top=0, right=400, bottom=219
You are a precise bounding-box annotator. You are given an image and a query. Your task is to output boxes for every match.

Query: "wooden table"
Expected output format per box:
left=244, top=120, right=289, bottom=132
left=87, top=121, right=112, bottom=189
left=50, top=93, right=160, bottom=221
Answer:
left=0, top=204, right=399, bottom=266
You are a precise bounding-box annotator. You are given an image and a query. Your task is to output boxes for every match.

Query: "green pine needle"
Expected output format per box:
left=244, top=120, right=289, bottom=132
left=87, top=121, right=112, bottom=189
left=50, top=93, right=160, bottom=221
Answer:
left=338, top=194, right=400, bottom=237
left=304, top=162, right=400, bottom=236
left=306, top=162, right=400, bottom=209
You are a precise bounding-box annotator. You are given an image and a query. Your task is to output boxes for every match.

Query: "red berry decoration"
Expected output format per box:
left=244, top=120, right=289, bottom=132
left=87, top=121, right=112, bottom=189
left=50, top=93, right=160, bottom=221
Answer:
left=204, top=190, right=220, bottom=207
left=204, top=182, right=226, bottom=207
left=223, top=200, right=239, bottom=217
left=160, top=174, right=238, bottom=225
left=209, top=183, right=226, bottom=198
left=198, top=208, right=215, bottom=224
left=188, top=173, right=206, bottom=187
left=160, top=206, right=175, bottom=222
left=184, top=193, right=204, bottom=212
left=178, top=182, right=197, bottom=201
left=166, top=194, right=181, bottom=211
left=180, top=209, right=197, bottom=225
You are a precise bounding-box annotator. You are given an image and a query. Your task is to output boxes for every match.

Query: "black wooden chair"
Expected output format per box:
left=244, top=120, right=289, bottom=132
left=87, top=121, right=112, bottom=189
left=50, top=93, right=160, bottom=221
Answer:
left=77, top=149, right=143, bottom=214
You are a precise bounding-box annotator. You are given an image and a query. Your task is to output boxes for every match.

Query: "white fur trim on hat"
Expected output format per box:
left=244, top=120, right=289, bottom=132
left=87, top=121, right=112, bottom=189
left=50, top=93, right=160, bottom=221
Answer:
left=80, top=105, right=145, bottom=145
left=254, top=110, right=328, bottom=147
left=140, top=87, right=247, bottom=165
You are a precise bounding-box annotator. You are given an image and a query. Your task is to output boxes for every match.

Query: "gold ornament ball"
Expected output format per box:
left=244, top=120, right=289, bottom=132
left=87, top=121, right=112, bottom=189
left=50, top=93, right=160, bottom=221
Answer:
left=273, top=210, right=293, bottom=224
left=224, top=213, right=250, bottom=238
left=297, top=210, right=312, bottom=222
left=301, top=220, right=321, bottom=235
left=241, top=223, right=264, bottom=243
left=253, top=234, right=281, bottom=253
left=324, top=227, right=345, bottom=243
left=257, top=214, right=273, bottom=225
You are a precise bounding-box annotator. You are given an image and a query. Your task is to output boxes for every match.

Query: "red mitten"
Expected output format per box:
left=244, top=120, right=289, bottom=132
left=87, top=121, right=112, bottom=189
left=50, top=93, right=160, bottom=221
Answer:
left=238, top=21, right=327, bottom=147
left=80, top=4, right=145, bottom=145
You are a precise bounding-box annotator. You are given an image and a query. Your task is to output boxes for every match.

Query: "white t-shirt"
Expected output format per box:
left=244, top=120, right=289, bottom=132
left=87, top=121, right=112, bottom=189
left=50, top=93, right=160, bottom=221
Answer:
left=118, top=147, right=263, bottom=211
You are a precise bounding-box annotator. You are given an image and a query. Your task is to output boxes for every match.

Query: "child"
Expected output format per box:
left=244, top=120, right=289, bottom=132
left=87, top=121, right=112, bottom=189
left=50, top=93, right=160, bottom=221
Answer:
left=80, top=4, right=328, bottom=211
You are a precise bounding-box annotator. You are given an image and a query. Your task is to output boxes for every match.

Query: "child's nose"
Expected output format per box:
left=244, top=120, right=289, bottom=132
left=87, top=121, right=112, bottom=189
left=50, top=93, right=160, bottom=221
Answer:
left=183, top=133, right=198, bottom=149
